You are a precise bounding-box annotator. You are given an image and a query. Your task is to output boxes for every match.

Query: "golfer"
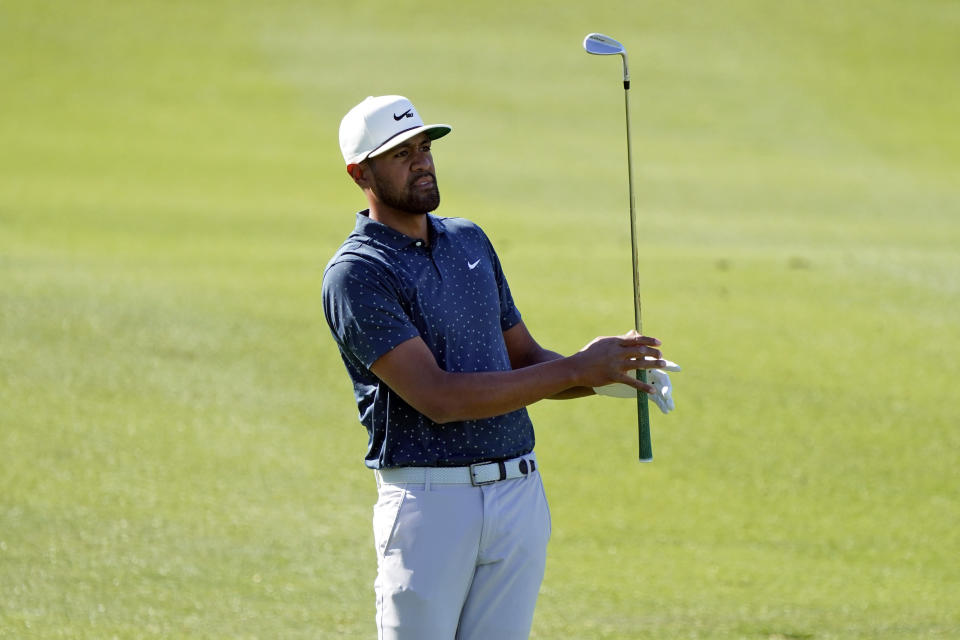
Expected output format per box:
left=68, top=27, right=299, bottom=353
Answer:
left=323, top=95, right=666, bottom=640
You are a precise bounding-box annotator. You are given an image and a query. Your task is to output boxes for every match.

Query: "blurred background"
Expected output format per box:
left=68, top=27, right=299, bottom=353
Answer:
left=1, top=0, right=958, bottom=637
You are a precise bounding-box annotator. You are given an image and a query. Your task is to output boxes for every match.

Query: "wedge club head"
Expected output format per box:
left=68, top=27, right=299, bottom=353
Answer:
left=583, top=32, right=630, bottom=84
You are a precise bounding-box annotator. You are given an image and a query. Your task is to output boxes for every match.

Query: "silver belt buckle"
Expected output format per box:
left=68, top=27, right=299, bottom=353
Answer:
left=470, top=461, right=506, bottom=486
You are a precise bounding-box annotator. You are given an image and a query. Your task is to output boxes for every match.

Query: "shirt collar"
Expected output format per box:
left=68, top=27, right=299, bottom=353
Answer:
left=353, top=210, right=446, bottom=249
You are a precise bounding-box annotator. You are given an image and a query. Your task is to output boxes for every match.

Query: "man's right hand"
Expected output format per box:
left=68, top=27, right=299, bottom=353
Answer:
left=571, top=331, right=665, bottom=394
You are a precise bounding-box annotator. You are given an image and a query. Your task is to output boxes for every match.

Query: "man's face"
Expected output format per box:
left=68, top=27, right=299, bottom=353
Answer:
left=365, top=133, right=440, bottom=215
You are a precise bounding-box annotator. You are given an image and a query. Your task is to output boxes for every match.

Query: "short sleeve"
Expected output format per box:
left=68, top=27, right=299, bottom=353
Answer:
left=322, top=258, right=420, bottom=369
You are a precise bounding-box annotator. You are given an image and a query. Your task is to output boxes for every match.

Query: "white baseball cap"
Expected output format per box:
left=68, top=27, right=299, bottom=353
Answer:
left=339, top=95, right=452, bottom=166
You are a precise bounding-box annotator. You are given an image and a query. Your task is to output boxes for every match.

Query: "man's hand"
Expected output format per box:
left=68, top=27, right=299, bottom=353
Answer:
left=571, top=332, right=665, bottom=394
left=593, top=355, right=681, bottom=414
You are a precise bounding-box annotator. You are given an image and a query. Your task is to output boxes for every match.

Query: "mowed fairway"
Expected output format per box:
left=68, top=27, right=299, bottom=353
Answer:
left=2, top=1, right=958, bottom=638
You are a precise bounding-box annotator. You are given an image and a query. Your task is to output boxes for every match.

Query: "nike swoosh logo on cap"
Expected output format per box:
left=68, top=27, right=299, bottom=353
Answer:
left=393, top=109, right=414, bottom=121
left=468, top=259, right=481, bottom=270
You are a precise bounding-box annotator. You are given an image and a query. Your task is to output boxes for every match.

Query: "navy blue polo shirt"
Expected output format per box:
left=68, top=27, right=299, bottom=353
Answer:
left=322, top=211, right=535, bottom=469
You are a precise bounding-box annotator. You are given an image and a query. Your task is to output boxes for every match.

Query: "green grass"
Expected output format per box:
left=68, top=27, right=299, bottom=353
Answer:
left=2, top=0, right=958, bottom=637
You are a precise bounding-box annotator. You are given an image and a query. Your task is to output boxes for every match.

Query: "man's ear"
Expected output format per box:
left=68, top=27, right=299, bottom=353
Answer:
left=347, top=162, right=371, bottom=188
left=346, top=163, right=361, bottom=184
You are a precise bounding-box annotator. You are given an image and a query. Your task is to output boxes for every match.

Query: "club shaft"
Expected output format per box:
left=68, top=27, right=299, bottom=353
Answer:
left=624, top=84, right=641, bottom=335
left=624, top=80, right=653, bottom=462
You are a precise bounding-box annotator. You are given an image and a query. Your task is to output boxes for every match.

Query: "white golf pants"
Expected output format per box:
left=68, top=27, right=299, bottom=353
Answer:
left=372, top=458, right=551, bottom=639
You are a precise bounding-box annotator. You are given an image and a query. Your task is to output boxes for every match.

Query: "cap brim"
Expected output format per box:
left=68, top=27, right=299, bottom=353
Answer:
left=365, top=124, right=452, bottom=161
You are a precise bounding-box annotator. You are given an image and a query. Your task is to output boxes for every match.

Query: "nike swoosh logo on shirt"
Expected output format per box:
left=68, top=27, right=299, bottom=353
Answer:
left=467, top=259, right=481, bottom=270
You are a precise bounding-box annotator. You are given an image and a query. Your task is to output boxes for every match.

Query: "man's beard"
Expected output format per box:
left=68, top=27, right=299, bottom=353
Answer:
left=371, top=170, right=440, bottom=215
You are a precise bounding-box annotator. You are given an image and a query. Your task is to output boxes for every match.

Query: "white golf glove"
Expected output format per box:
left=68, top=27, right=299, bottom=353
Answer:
left=593, top=358, right=680, bottom=414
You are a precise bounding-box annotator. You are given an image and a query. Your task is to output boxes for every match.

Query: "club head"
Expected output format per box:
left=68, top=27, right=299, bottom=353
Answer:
left=583, top=33, right=625, bottom=56
left=583, top=32, right=630, bottom=83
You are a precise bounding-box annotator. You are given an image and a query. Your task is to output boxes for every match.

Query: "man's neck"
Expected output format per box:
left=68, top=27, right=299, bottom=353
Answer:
left=368, top=205, right=430, bottom=244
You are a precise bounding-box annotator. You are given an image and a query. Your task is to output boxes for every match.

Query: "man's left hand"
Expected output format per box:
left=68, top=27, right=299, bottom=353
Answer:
left=593, top=358, right=680, bottom=414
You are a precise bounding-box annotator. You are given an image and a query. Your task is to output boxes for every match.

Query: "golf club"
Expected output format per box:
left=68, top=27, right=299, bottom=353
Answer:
left=583, top=32, right=653, bottom=462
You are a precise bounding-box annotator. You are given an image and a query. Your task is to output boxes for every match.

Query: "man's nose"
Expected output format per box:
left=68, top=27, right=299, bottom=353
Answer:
left=411, top=149, right=433, bottom=172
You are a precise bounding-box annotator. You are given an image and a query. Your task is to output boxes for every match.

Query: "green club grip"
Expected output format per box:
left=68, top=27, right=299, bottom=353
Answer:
left=637, top=369, right=652, bottom=462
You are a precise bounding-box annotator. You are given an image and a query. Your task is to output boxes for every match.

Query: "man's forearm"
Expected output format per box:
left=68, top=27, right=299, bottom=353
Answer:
left=426, top=356, right=587, bottom=423
left=513, top=346, right=594, bottom=400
